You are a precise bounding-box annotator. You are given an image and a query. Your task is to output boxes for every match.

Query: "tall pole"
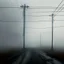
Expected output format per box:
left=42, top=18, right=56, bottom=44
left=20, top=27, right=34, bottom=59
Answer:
left=40, top=33, right=41, bottom=48
left=21, top=4, right=29, bottom=49
left=51, top=14, right=54, bottom=51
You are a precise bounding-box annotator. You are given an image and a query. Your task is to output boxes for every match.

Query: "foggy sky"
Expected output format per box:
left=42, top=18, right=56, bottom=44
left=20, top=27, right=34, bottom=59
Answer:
left=0, top=0, right=64, bottom=51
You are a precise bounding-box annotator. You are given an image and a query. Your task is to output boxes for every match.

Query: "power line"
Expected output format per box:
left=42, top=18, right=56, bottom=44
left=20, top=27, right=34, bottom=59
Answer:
left=25, top=26, right=64, bottom=29
left=29, top=7, right=58, bottom=9
left=26, top=20, right=51, bottom=22
left=0, top=7, right=20, bottom=8
left=55, top=15, right=64, bottom=16
left=26, top=15, right=64, bottom=17
left=0, top=20, right=51, bottom=22
left=0, top=6, right=61, bottom=9
left=0, top=6, right=64, bottom=9
left=26, top=15, right=50, bottom=17
left=56, top=4, right=64, bottom=12
left=54, top=6, right=64, bottom=16
left=53, top=0, right=64, bottom=14
left=0, top=20, right=64, bottom=22
left=0, top=20, right=22, bottom=22
left=54, top=5, right=64, bottom=16
left=54, top=20, right=64, bottom=21
left=27, top=11, right=64, bottom=13
left=29, top=6, right=64, bottom=9
left=26, top=21, right=51, bottom=22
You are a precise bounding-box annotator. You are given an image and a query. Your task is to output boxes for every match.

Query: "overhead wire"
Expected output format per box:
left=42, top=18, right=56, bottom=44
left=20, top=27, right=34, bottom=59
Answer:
left=0, top=20, right=22, bottom=22
left=54, top=20, right=64, bottom=21
left=0, top=20, right=64, bottom=22
left=26, top=20, right=64, bottom=22
left=25, top=26, right=64, bottom=29
left=0, top=5, right=64, bottom=23
left=54, top=4, right=64, bottom=16
left=27, top=15, right=49, bottom=17
left=0, top=7, right=20, bottom=8
left=26, top=20, right=51, bottom=22
left=0, top=5, right=64, bottom=34
left=52, top=0, right=64, bottom=14
left=0, top=6, right=63, bottom=9
left=27, top=11, right=64, bottom=13
left=26, top=15, right=64, bottom=17
left=29, top=6, right=64, bottom=9
left=54, top=6, right=64, bottom=16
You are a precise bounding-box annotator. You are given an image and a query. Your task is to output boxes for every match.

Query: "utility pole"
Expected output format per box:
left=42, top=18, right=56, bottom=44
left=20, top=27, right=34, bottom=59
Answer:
left=21, top=4, right=29, bottom=49
left=40, top=33, right=41, bottom=48
left=51, top=14, right=54, bottom=51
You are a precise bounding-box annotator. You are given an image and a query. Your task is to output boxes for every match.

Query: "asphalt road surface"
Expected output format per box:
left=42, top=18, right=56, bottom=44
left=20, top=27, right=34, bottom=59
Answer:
left=7, top=49, right=62, bottom=64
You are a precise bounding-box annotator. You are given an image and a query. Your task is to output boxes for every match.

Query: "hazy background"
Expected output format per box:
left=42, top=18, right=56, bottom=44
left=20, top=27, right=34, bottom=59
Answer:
left=0, top=0, right=64, bottom=51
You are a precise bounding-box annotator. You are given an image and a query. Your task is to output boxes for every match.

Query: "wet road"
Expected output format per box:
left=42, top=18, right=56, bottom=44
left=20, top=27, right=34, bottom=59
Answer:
left=24, top=50, right=45, bottom=64
left=7, top=49, right=62, bottom=64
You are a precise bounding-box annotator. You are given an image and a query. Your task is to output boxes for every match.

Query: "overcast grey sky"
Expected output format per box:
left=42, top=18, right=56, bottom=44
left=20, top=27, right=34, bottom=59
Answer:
left=0, top=0, right=64, bottom=51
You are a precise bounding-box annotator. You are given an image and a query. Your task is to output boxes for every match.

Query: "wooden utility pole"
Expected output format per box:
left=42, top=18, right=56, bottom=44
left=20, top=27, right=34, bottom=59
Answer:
left=51, top=14, right=54, bottom=51
left=40, top=33, right=41, bottom=48
left=21, top=4, right=29, bottom=49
